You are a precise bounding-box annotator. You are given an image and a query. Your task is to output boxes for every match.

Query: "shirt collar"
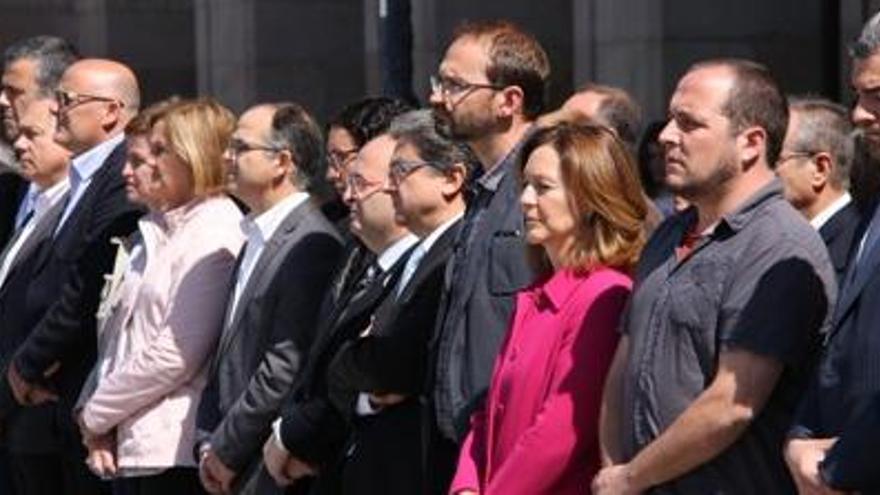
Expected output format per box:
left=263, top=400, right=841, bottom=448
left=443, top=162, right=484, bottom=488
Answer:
left=376, top=233, right=419, bottom=271
left=417, top=212, right=463, bottom=254
left=242, top=192, right=309, bottom=245
left=70, top=133, right=125, bottom=185
left=716, top=178, right=784, bottom=234
left=810, top=192, right=852, bottom=230
left=533, top=268, right=590, bottom=312
left=475, top=126, right=534, bottom=193
left=34, top=178, right=70, bottom=214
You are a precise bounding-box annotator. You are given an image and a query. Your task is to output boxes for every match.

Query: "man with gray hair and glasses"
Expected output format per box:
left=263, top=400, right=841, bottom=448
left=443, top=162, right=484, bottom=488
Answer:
left=785, top=11, right=880, bottom=492
left=776, top=97, right=861, bottom=284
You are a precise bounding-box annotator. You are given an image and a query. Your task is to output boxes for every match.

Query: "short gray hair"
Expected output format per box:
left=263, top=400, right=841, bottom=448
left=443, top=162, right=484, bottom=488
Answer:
left=389, top=109, right=476, bottom=175
left=3, top=36, right=79, bottom=97
left=852, top=11, right=880, bottom=59
left=265, top=102, right=324, bottom=191
left=787, top=96, right=855, bottom=189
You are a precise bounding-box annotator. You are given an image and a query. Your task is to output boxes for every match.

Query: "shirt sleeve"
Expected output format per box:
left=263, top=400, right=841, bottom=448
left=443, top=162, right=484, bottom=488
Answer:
left=718, top=236, right=832, bottom=366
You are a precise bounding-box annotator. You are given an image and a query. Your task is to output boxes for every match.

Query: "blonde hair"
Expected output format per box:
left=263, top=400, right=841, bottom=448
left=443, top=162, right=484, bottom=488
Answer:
left=520, top=123, right=648, bottom=273
left=156, top=97, right=235, bottom=198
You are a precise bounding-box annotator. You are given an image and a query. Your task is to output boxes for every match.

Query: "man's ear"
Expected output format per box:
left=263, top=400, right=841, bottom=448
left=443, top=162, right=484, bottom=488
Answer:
left=100, top=100, right=124, bottom=131
left=738, top=125, right=767, bottom=166
left=496, top=85, right=525, bottom=119
left=441, top=163, right=468, bottom=199
left=810, top=152, right=833, bottom=190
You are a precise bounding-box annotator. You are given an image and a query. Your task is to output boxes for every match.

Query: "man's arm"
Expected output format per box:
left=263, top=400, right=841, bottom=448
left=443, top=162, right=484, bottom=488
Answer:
left=599, top=335, right=629, bottom=466
left=594, top=348, right=782, bottom=493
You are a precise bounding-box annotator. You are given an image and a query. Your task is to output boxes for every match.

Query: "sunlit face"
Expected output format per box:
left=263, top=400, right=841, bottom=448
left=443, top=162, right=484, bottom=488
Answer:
left=12, top=100, right=70, bottom=188
left=520, top=145, right=577, bottom=260
left=1, top=58, right=40, bottom=139
left=121, top=134, right=162, bottom=208
left=326, top=126, right=359, bottom=196
left=53, top=66, right=120, bottom=155
left=429, top=36, right=499, bottom=142
left=658, top=66, right=740, bottom=201
left=224, top=105, right=282, bottom=209
left=148, top=120, right=195, bottom=211
left=385, top=141, right=450, bottom=236
left=342, top=134, right=399, bottom=248
left=775, top=111, right=817, bottom=212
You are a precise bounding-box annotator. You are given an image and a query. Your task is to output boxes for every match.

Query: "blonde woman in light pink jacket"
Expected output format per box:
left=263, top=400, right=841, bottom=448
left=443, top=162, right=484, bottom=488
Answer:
left=77, top=98, right=244, bottom=494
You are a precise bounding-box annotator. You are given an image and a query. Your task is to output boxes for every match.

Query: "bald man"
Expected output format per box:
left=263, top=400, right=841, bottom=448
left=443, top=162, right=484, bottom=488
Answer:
left=2, top=58, right=143, bottom=494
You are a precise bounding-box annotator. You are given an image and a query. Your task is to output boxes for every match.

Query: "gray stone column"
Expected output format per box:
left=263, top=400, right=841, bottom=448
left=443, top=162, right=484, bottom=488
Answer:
left=194, top=0, right=255, bottom=113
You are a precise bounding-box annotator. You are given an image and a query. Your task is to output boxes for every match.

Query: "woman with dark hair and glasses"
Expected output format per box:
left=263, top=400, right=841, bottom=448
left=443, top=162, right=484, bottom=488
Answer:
left=450, top=123, right=648, bottom=494
left=76, top=98, right=244, bottom=494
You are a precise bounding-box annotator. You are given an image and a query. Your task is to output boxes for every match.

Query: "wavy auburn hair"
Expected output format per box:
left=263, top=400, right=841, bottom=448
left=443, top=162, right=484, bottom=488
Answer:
left=520, top=123, right=649, bottom=274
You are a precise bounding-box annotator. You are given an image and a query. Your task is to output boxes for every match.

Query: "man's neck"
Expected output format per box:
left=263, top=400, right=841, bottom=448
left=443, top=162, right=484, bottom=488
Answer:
left=368, top=227, right=411, bottom=256
left=248, top=185, right=299, bottom=216
left=804, top=188, right=847, bottom=221
left=411, top=202, right=466, bottom=238
left=470, top=119, right=531, bottom=171
left=692, top=167, right=776, bottom=232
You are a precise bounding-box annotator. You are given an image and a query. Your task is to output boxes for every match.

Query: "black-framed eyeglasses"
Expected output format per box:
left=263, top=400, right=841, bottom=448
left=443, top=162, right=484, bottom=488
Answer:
left=55, top=89, right=123, bottom=110
left=388, top=159, right=433, bottom=187
left=327, top=147, right=359, bottom=167
left=227, top=138, right=285, bottom=158
left=429, top=74, right=504, bottom=98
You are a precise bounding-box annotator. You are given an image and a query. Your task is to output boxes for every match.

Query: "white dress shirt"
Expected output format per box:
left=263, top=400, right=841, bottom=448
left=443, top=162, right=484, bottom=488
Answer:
left=56, top=132, right=125, bottom=234
left=0, top=178, right=69, bottom=288
left=226, top=192, right=309, bottom=327
left=810, top=192, right=852, bottom=231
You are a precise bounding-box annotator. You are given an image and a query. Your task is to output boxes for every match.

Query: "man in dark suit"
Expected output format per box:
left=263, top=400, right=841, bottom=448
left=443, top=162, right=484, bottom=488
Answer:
left=195, top=102, right=343, bottom=495
left=325, top=109, right=468, bottom=495
left=0, top=98, right=71, bottom=494
left=784, top=12, right=880, bottom=492
left=776, top=96, right=861, bottom=284
left=262, top=117, right=417, bottom=494
left=2, top=58, right=142, bottom=494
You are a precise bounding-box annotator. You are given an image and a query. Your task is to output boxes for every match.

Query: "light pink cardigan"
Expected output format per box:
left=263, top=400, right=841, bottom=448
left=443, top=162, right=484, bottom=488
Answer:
left=81, top=196, right=244, bottom=470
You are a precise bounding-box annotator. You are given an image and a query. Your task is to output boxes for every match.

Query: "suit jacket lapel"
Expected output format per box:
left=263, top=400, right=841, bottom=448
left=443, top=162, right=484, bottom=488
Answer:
left=396, top=220, right=461, bottom=307
left=216, top=201, right=309, bottom=357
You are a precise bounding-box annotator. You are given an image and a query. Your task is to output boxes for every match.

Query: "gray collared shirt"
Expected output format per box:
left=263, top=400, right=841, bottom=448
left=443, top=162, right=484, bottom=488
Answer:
left=620, top=179, right=836, bottom=493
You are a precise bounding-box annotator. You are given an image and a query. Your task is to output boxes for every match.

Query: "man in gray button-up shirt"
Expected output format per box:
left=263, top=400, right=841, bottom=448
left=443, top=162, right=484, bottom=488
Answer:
left=594, top=59, right=836, bottom=494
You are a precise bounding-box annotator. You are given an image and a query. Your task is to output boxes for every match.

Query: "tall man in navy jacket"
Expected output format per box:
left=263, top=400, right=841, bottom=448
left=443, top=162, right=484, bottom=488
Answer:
left=785, top=10, right=880, bottom=493
left=426, top=21, right=547, bottom=460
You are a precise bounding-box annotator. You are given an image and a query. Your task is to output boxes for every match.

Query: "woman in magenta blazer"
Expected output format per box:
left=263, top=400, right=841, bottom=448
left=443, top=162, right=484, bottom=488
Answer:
left=450, top=123, right=649, bottom=495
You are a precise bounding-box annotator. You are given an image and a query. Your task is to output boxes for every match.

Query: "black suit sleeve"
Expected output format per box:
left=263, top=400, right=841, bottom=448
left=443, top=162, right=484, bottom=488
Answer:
left=326, top=266, right=445, bottom=415
left=278, top=396, right=349, bottom=466
left=819, top=393, right=880, bottom=490
left=14, top=182, right=140, bottom=382
left=209, top=233, right=342, bottom=471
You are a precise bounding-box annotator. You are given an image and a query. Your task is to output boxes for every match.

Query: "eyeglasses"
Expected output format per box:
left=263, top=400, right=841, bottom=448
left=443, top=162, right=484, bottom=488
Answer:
left=430, top=74, right=504, bottom=99
left=388, top=159, right=433, bottom=187
left=55, top=89, right=123, bottom=110
left=345, top=172, right=385, bottom=200
left=327, top=147, right=359, bottom=167
left=227, top=138, right=284, bottom=159
left=777, top=151, right=816, bottom=165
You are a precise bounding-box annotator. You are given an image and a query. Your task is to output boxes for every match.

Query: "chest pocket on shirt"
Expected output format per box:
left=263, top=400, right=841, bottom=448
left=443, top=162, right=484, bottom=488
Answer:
left=666, top=259, right=727, bottom=377
left=489, top=232, right=531, bottom=296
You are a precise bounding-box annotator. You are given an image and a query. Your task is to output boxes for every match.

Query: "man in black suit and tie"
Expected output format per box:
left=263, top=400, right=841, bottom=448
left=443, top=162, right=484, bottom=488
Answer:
left=785, top=12, right=880, bottom=492
left=262, top=112, right=417, bottom=494
left=195, top=102, right=343, bottom=495
left=326, top=109, right=468, bottom=495
left=0, top=97, right=71, bottom=494
left=2, top=58, right=142, bottom=494
left=776, top=97, right=861, bottom=284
